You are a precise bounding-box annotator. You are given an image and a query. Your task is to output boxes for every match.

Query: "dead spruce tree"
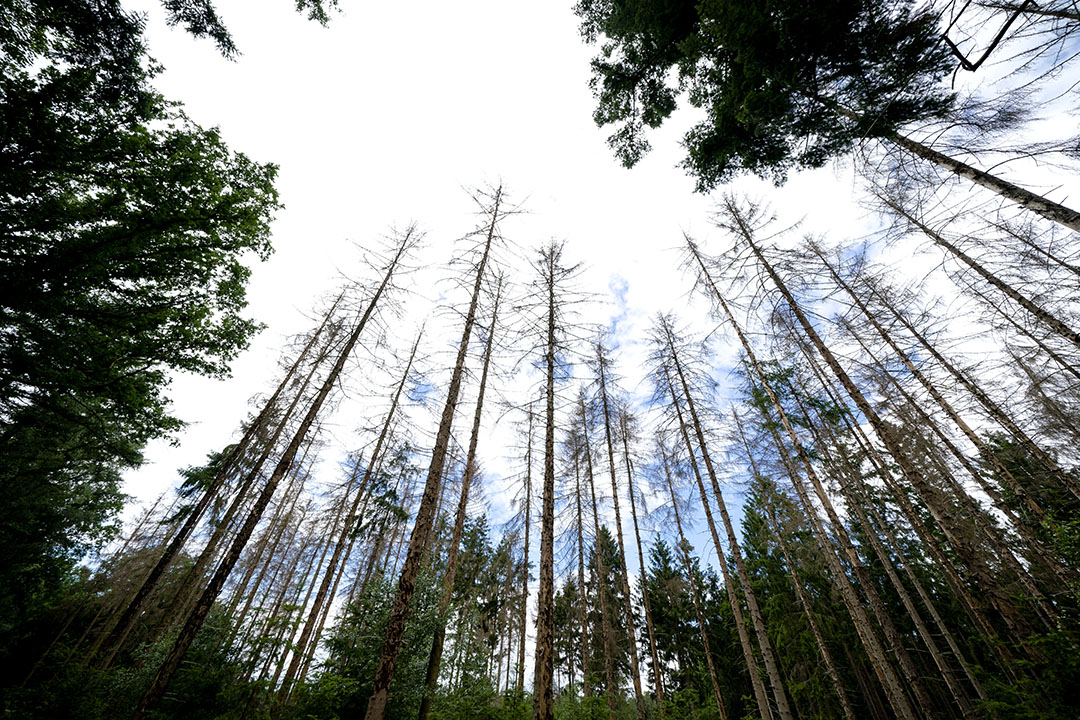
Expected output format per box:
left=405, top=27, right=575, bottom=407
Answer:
left=363, top=186, right=509, bottom=720
left=528, top=240, right=583, bottom=720
left=133, top=226, right=417, bottom=719
left=417, top=276, right=503, bottom=720
left=95, top=295, right=343, bottom=667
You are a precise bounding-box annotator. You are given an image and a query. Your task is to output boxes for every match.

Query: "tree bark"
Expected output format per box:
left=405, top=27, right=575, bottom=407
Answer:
left=685, top=239, right=920, bottom=720
left=417, top=283, right=501, bottom=720
left=594, top=345, right=647, bottom=720
left=620, top=410, right=666, bottom=719
left=532, top=243, right=559, bottom=720
left=364, top=191, right=501, bottom=720
left=657, top=443, right=728, bottom=720
left=885, top=132, right=1080, bottom=234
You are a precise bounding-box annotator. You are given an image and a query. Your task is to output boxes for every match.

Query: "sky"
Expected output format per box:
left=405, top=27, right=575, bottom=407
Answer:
left=117, top=0, right=1080, bottom=584
left=110, top=0, right=1080, bottom=691
left=120, top=0, right=873, bottom=508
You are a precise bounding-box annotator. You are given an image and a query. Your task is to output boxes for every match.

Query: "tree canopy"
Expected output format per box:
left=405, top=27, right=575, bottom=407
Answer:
left=575, top=0, right=955, bottom=188
left=0, top=0, right=280, bottom=640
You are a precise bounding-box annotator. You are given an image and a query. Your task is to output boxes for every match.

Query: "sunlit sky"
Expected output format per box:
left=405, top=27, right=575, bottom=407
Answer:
left=110, top=0, right=1080, bottom=686
left=120, top=0, right=874, bottom=509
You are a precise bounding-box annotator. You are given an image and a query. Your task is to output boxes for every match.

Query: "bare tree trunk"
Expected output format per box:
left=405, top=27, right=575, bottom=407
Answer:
left=364, top=189, right=502, bottom=720
left=885, top=131, right=1080, bottom=233
left=517, top=403, right=534, bottom=693
left=574, top=436, right=593, bottom=700
left=594, top=345, right=647, bottom=720
left=811, top=244, right=1057, bottom=533
left=733, top=412, right=858, bottom=720
left=865, top=272, right=1080, bottom=502
left=726, top=198, right=1042, bottom=661
left=619, top=409, right=666, bottom=719
left=883, top=195, right=1080, bottom=349
left=660, top=335, right=777, bottom=720
left=836, top=312, right=1073, bottom=603
left=657, top=443, right=728, bottom=720
left=96, top=302, right=338, bottom=667
left=786, top=370, right=982, bottom=716
left=580, top=392, right=620, bottom=720
left=532, top=242, right=560, bottom=720
left=685, top=239, right=920, bottom=720
left=278, top=331, right=422, bottom=707
left=418, top=282, right=502, bottom=720
left=665, top=328, right=793, bottom=720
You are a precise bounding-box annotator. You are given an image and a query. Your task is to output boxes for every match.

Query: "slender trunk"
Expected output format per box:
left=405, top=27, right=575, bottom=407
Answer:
left=595, top=349, right=647, bottom=720
left=532, top=244, right=558, bottom=720
left=792, top=324, right=1027, bottom=675
left=665, top=334, right=792, bottom=720
left=365, top=191, right=501, bottom=720
left=580, top=393, right=619, bottom=720
left=967, top=280, right=1080, bottom=385
left=662, top=348, right=773, bottom=720
left=787, top=375, right=981, bottom=716
left=97, top=306, right=336, bottom=666
left=732, top=204, right=1038, bottom=658
left=734, top=412, right=858, bottom=720
left=619, top=412, right=666, bottom=719
left=885, top=131, right=1080, bottom=233
left=836, top=313, right=1073, bottom=602
left=517, top=404, right=533, bottom=693
left=278, top=332, right=421, bottom=707
left=812, top=246, right=1056, bottom=530
left=657, top=445, right=728, bottom=720
left=575, top=445, right=593, bottom=699
left=866, top=274, right=1080, bottom=502
left=170, top=334, right=335, bottom=639
left=686, top=239, right=920, bottom=720
left=885, top=196, right=1080, bottom=349
left=418, top=284, right=501, bottom=720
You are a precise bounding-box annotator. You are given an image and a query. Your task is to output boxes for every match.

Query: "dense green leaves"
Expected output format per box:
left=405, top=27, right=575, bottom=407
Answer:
left=576, top=0, right=955, bottom=188
left=0, top=0, right=279, bottom=648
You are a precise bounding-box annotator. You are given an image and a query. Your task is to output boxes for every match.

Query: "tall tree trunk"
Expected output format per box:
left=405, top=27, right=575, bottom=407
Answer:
left=594, top=345, right=647, bottom=720
left=277, top=330, right=421, bottom=707
left=661, top=356, right=773, bottom=720
left=785, top=370, right=981, bottom=717
left=733, top=412, right=859, bottom=720
left=417, top=282, right=502, bottom=720
left=685, top=239, right=921, bottom=720
left=835, top=311, right=1073, bottom=602
left=657, top=443, right=728, bottom=720
left=532, top=242, right=560, bottom=720
left=96, top=302, right=338, bottom=667
left=811, top=244, right=1056, bottom=532
left=580, top=392, right=620, bottom=720
left=619, top=409, right=666, bottom=719
left=664, top=328, right=793, bottom=720
left=726, top=197, right=1039, bottom=661
left=517, top=402, right=534, bottom=693
left=574, top=435, right=593, bottom=700
left=364, top=189, right=501, bottom=720
left=885, top=131, right=1080, bottom=233
left=864, top=271, right=1080, bottom=502
left=794, top=337, right=1025, bottom=674
left=883, top=195, right=1080, bottom=349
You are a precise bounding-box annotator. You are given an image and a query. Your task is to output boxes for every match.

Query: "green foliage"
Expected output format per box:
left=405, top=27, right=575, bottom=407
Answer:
left=0, top=0, right=280, bottom=648
left=6, top=607, right=256, bottom=719
left=575, top=0, right=954, bottom=188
